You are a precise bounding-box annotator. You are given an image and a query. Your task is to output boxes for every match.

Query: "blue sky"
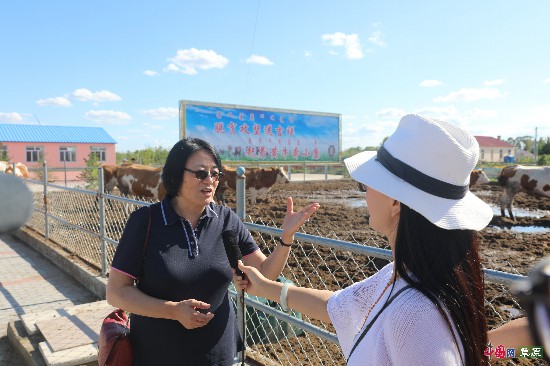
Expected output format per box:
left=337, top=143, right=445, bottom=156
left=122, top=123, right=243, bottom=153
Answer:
left=1, top=1, right=549, bottom=153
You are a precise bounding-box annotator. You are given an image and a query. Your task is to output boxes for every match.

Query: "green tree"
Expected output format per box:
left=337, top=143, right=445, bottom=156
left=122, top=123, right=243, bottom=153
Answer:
left=79, top=152, right=100, bottom=190
left=538, top=137, right=550, bottom=155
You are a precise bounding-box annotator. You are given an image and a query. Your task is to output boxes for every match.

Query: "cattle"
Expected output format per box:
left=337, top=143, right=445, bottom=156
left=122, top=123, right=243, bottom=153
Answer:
left=116, top=163, right=166, bottom=201
left=497, top=165, right=550, bottom=220
left=2, top=162, right=29, bottom=178
left=101, top=164, right=119, bottom=194
left=216, top=166, right=289, bottom=206
left=469, top=169, right=490, bottom=188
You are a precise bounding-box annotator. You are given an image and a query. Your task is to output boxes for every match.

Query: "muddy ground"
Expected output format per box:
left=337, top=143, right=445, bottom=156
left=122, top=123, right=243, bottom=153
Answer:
left=221, top=180, right=550, bottom=365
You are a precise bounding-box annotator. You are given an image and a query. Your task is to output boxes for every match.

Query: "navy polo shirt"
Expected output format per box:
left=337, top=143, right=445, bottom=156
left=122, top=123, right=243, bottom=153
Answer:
left=111, top=197, right=259, bottom=366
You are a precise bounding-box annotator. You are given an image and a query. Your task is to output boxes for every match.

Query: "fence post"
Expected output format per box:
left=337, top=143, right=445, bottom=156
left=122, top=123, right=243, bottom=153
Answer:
left=236, top=167, right=246, bottom=221
left=98, top=167, right=107, bottom=277
left=303, top=161, right=306, bottom=182
left=287, top=164, right=292, bottom=182
left=325, top=164, right=328, bottom=180
left=43, top=161, right=49, bottom=240
left=11, top=162, right=15, bottom=176
left=235, top=166, right=246, bottom=362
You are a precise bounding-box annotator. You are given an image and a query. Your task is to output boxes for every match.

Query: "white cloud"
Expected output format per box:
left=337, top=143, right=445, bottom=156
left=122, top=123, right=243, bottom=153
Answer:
left=0, top=112, right=23, bottom=123
left=466, top=108, right=498, bottom=120
left=246, top=55, right=274, bottom=65
left=304, top=51, right=312, bottom=58
left=322, top=32, right=363, bottom=59
left=165, top=48, right=229, bottom=75
left=72, top=88, right=122, bottom=102
left=85, top=110, right=132, bottom=125
left=544, top=78, right=550, bottom=84
left=140, top=122, right=164, bottom=130
left=141, top=107, right=178, bottom=120
left=329, top=50, right=338, bottom=56
left=419, top=80, right=442, bottom=88
left=376, top=108, right=407, bottom=118
left=433, top=87, right=505, bottom=102
left=36, top=97, right=72, bottom=107
left=484, top=79, right=505, bottom=86
left=367, top=31, right=386, bottom=47
left=143, top=70, right=159, bottom=76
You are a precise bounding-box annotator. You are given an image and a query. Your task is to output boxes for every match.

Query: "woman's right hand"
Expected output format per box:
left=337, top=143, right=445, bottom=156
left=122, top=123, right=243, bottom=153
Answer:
left=238, top=261, right=271, bottom=297
left=175, top=299, right=215, bottom=329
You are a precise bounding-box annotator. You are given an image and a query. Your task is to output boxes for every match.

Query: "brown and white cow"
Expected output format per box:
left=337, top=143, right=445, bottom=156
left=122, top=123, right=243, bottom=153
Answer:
left=3, top=162, right=29, bottom=178
left=497, top=165, right=550, bottom=219
left=216, top=166, right=289, bottom=206
left=116, top=164, right=166, bottom=201
left=469, top=169, right=490, bottom=188
left=101, top=164, right=119, bottom=194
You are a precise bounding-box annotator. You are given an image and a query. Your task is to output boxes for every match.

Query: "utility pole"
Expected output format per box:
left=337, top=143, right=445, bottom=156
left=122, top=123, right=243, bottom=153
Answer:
left=534, top=127, right=538, bottom=162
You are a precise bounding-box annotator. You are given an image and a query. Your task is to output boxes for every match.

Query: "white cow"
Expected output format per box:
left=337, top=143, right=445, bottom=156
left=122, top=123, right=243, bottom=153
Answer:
left=497, top=165, right=550, bottom=219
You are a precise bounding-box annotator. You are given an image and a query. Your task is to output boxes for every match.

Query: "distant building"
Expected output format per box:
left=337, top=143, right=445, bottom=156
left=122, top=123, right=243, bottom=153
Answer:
left=474, top=136, right=515, bottom=163
left=0, top=124, right=116, bottom=181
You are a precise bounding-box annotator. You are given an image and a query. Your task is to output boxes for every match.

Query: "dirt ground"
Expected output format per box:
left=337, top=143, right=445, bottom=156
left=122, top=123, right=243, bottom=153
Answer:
left=222, top=179, right=550, bottom=365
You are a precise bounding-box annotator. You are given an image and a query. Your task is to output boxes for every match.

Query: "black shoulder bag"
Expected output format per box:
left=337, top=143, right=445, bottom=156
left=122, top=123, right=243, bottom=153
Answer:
left=346, top=285, right=412, bottom=364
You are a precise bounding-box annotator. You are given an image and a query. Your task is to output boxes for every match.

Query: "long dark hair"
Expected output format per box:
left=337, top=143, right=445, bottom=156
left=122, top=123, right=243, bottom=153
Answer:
left=393, top=204, right=488, bottom=366
left=162, top=137, right=222, bottom=199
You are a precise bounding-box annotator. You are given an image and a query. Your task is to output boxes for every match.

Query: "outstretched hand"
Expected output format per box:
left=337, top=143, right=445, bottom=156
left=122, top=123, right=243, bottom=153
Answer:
left=281, top=197, right=320, bottom=243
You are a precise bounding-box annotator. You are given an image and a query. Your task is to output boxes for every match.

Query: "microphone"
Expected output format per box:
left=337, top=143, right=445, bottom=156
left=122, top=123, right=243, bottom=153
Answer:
left=0, top=174, right=33, bottom=233
left=222, top=229, right=246, bottom=366
left=222, top=229, right=244, bottom=276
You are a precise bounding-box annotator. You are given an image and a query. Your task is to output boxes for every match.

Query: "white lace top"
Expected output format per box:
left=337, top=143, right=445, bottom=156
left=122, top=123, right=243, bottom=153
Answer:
left=327, top=262, right=464, bottom=365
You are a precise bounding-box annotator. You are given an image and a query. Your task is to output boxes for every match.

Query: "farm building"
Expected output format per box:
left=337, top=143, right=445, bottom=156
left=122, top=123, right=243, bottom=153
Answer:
left=474, top=136, right=515, bottom=163
left=0, top=124, right=116, bottom=181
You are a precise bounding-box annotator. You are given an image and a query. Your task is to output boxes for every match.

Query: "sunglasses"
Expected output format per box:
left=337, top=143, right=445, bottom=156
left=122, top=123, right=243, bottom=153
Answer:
left=358, top=182, right=367, bottom=192
left=184, top=168, right=224, bottom=181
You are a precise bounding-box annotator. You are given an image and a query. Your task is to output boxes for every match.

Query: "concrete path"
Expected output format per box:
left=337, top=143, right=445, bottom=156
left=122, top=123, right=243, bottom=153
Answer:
left=0, top=233, right=97, bottom=365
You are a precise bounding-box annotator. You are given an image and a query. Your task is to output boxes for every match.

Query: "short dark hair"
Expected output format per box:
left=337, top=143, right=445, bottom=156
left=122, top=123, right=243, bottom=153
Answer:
left=162, top=137, right=222, bottom=198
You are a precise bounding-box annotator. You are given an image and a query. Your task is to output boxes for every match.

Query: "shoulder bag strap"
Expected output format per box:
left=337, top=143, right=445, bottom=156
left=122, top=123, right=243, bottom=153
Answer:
left=125, top=205, right=152, bottom=325
left=346, top=285, right=413, bottom=364
left=135, top=206, right=152, bottom=285
left=142, top=205, right=152, bottom=260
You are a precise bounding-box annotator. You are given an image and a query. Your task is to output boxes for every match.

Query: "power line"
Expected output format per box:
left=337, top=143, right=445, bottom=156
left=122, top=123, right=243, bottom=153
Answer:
left=242, top=0, right=261, bottom=104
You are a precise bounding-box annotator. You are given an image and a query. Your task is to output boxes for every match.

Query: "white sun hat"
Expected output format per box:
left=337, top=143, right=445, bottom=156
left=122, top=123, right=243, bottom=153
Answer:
left=344, top=114, right=493, bottom=231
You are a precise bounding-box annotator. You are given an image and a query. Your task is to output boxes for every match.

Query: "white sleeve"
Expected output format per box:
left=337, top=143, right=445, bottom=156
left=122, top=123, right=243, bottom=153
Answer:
left=327, top=263, right=394, bottom=357
left=383, top=296, right=463, bottom=366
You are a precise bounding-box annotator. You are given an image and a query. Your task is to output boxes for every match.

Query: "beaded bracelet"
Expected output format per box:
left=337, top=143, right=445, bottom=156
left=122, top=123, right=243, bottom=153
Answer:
left=277, top=237, right=292, bottom=247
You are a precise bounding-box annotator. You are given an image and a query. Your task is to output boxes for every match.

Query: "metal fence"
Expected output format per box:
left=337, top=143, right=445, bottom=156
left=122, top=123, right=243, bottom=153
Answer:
left=21, top=165, right=529, bottom=366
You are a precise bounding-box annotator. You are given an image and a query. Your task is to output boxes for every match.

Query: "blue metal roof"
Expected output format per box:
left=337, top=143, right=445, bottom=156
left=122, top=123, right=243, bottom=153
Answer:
left=0, top=124, right=117, bottom=144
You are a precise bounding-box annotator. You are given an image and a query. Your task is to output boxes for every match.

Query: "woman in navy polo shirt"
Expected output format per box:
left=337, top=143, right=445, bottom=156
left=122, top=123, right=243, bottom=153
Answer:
left=106, top=137, right=319, bottom=366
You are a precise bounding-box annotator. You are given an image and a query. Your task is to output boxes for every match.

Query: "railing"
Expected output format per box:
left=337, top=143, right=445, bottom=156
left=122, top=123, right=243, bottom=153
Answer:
left=21, top=164, right=528, bottom=366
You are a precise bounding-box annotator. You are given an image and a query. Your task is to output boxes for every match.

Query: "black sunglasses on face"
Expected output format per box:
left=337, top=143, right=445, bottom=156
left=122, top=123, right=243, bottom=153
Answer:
left=184, top=168, right=224, bottom=181
left=358, top=182, right=367, bottom=192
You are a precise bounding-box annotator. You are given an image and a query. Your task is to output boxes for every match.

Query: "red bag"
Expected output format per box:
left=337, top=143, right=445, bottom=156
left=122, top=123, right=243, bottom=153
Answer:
left=99, top=207, right=151, bottom=365
left=98, top=308, right=133, bottom=366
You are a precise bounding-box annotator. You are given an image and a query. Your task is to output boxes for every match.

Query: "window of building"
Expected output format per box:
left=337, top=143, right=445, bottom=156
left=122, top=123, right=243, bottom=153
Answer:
left=26, top=146, right=44, bottom=162
left=480, top=149, right=485, bottom=160
left=0, top=145, right=8, bottom=161
left=59, top=147, right=76, bottom=162
left=90, top=147, right=106, bottom=162
left=499, top=149, right=503, bottom=160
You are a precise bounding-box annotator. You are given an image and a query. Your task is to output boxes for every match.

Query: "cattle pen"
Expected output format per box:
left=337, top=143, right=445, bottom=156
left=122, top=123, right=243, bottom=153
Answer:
left=16, top=166, right=533, bottom=366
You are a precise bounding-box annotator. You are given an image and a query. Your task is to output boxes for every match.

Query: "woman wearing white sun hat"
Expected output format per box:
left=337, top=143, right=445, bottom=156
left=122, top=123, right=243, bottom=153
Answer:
left=237, top=114, right=493, bottom=365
